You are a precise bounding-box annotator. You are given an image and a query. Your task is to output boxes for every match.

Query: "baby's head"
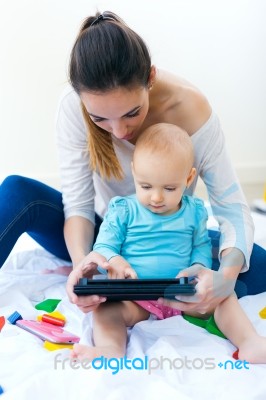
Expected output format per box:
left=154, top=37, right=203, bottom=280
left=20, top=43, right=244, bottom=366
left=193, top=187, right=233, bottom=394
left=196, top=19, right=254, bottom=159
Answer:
left=132, top=123, right=196, bottom=215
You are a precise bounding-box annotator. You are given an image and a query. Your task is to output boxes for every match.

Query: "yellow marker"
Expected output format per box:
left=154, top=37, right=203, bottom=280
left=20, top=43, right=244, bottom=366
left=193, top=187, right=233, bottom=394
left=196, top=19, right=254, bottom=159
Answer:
left=43, top=341, right=73, bottom=351
left=263, top=184, right=266, bottom=203
left=259, top=307, right=266, bottom=319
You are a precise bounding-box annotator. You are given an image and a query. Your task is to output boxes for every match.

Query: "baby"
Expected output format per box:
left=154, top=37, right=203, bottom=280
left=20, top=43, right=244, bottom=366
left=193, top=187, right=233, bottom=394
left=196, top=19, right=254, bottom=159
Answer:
left=72, top=123, right=266, bottom=363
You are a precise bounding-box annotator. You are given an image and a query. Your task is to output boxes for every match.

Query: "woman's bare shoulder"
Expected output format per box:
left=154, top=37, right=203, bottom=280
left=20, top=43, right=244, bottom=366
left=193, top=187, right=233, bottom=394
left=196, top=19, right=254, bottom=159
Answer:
left=155, top=70, right=212, bottom=135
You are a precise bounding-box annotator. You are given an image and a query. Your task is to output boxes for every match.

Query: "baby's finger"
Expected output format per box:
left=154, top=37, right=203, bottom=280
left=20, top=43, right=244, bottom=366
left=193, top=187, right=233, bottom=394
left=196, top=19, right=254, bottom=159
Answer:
left=107, top=268, right=115, bottom=279
left=116, top=270, right=127, bottom=279
left=125, top=268, right=137, bottom=279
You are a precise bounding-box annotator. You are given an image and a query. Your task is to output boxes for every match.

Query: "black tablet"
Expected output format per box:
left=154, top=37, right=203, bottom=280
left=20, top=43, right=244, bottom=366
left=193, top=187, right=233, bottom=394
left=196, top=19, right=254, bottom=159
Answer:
left=74, top=277, right=196, bottom=301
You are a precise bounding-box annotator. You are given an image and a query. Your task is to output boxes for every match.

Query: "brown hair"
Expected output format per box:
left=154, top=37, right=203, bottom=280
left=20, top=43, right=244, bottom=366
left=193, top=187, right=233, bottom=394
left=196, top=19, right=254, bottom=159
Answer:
left=69, top=11, right=151, bottom=179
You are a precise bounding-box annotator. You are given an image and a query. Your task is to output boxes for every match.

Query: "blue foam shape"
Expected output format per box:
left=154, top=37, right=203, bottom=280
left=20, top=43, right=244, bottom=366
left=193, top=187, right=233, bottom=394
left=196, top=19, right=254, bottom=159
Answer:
left=7, top=311, right=22, bottom=325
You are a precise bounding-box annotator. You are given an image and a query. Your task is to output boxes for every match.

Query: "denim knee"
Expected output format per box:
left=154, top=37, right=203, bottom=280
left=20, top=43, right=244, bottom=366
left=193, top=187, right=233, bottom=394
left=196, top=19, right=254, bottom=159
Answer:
left=1, top=174, right=28, bottom=191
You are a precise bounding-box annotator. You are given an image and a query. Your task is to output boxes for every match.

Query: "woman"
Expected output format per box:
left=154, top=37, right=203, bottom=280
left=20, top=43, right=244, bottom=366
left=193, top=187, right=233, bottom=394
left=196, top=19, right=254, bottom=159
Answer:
left=0, top=11, right=264, bottom=315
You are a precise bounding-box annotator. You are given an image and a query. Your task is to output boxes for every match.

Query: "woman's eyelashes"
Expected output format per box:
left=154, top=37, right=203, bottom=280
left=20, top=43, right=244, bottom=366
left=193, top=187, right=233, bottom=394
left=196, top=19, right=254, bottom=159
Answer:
left=92, top=111, right=140, bottom=123
left=92, top=117, right=105, bottom=123
left=126, top=111, right=140, bottom=118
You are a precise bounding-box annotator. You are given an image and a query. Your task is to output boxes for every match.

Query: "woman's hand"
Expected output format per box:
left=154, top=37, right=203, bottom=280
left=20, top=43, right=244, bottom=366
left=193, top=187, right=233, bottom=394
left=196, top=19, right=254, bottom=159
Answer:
left=66, top=251, right=109, bottom=313
left=158, top=264, right=236, bottom=315
left=102, top=255, right=138, bottom=279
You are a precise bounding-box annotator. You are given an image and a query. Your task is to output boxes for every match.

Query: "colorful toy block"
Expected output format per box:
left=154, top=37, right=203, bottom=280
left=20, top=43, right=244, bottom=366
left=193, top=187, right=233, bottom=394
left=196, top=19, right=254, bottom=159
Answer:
left=252, top=184, right=266, bottom=213
left=7, top=311, right=23, bottom=325
left=0, top=316, right=5, bottom=332
left=43, top=340, right=73, bottom=351
left=259, top=307, right=266, bottom=319
left=35, top=299, right=61, bottom=313
left=232, top=349, right=239, bottom=360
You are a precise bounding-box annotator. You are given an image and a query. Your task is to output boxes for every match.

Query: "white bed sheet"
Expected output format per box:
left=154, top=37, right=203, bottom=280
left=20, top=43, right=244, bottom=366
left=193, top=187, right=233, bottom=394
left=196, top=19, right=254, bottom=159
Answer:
left=0, top=211, right=266, bottom=400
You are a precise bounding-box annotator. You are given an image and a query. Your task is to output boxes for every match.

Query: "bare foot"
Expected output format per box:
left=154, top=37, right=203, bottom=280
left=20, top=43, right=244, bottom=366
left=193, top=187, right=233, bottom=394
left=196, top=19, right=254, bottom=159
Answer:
left=71, top=343, right=125, bottom=361
left=238, top=335, right=266, bottom=363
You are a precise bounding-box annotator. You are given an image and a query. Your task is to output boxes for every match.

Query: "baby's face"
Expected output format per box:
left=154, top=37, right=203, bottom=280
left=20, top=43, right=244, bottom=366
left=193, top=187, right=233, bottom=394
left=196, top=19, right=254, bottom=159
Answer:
left=132, top=151, right=192, bottom=216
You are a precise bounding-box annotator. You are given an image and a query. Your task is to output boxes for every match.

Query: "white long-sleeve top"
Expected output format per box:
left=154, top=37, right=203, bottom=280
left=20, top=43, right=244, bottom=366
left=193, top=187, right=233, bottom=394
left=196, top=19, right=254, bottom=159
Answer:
left=56, top=86, right=254, bottom=271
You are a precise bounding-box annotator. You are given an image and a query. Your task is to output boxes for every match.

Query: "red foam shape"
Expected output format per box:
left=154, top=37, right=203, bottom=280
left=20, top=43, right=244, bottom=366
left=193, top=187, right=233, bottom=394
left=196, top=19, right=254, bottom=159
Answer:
left=0, top=316, right=5, bottom=332
left=232, top=349, right=239, bottom=360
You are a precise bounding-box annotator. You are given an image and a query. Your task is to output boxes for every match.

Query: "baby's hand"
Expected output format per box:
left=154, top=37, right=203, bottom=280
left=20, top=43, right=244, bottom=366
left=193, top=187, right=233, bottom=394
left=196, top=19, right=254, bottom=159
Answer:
left=102, top=255, right=138, bottom=279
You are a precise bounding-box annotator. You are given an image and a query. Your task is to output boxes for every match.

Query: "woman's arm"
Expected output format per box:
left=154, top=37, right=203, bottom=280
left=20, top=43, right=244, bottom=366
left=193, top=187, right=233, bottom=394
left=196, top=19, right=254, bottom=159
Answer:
left=56, top=87, right=96, bottom=227
left=64, top=216, right=95, bottom=267
left=192, top=112, right=254, bottom=270
left=56, top=88, right=105, bottom=310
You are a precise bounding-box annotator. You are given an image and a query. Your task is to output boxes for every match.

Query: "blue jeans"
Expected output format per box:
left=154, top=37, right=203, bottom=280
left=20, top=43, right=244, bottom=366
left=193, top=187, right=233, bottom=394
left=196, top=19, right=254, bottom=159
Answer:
left=1, top=175, right=266, bottom=298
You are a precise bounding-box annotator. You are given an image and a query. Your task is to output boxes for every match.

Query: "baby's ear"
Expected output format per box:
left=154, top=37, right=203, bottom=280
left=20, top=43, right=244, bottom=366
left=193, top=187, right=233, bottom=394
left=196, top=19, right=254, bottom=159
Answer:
left=186, top=167, right=196, bottom=188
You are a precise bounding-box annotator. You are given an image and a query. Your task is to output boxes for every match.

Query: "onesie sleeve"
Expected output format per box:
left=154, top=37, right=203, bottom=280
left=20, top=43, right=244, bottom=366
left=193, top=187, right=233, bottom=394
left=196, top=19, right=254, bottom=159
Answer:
left=93, top=197, right=129, bottom=260
left=191, top=113, right=254, bottom=271
left=190, top=199, right=212, bottom=269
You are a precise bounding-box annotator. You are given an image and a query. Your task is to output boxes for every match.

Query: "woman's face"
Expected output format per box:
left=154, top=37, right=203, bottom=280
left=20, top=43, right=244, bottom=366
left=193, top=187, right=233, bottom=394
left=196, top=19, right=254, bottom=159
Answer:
left=80, top=86, right=149, bottom=142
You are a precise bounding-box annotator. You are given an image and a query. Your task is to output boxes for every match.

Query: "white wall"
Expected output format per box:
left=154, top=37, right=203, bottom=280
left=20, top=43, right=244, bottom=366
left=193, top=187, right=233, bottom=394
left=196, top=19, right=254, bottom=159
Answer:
left=0, top=0, right=265, bottom=188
